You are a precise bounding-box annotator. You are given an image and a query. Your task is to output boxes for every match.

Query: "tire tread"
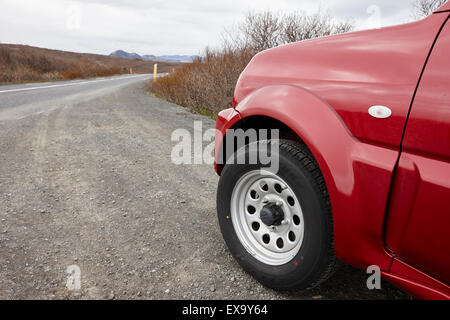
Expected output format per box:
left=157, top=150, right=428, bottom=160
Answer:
left=277, top=139, right=337, bottom=290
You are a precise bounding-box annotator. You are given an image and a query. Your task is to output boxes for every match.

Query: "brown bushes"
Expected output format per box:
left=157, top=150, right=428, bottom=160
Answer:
left=150, top=48, right=253, bottom=116
left=149, top=11, right=354, bottom=118
left=0, top=44, right=179, bottom=84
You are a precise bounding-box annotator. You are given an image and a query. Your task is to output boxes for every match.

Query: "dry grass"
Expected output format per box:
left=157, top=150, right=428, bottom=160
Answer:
left=148, top=11, right=354, bottom=118
left=148, top=48, right=253, bottom=117
left=0, top=44, right=180, bottom=84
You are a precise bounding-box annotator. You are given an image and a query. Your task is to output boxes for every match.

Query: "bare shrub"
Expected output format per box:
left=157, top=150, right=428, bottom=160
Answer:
left=412, top=0, right=447, bottom=19
left=150, top=10, right=354, bottom=116
left=230, top=11, right=353, bottom=54
left=237, top=11, right=283, bottom=53
left=150, top=48, right=253, bottom=116
left=282, top=11, right=354, bottom=44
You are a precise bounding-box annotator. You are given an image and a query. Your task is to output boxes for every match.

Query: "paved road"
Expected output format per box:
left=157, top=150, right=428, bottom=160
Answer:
left=0, top=76, right=409, bottom=299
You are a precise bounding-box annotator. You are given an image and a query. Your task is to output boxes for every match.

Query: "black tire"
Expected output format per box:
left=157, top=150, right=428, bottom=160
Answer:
left=217, top=139, right=336, bottom=291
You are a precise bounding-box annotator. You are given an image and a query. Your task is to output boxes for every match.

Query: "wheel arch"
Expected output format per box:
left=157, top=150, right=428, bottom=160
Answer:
left=219, top=84, right=353, bottom=207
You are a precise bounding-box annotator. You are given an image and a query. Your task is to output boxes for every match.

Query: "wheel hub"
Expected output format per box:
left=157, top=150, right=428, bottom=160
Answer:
left=260, top=203, right=285, bottom=227
left=230, top=170, right=305, bottom=266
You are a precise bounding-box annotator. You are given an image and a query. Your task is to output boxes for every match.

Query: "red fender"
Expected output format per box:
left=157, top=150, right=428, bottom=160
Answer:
left=215, top=84, right=399, bottom=270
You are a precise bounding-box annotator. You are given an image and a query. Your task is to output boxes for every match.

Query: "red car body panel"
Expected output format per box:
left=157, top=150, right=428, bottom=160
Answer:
left=214, top=5, right=450, bottom=299
left=232, top=14, right=447, bottom=149
left=386, top=18, right=450, bottom=286
left=385, top=258, right=450, bottom=299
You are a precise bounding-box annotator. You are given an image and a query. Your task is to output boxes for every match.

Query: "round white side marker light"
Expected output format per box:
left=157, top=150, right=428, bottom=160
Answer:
left=369, top=106, right=392, bottom=119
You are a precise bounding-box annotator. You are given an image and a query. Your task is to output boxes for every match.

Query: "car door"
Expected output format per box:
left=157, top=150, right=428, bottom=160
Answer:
left=386, top=15, right=450, bottom=285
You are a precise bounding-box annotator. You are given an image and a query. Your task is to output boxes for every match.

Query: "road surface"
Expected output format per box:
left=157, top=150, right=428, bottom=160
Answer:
left=0, top=75, right=409, bottom=299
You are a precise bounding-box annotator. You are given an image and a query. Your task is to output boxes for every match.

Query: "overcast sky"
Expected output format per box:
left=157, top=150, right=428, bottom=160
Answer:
left=0, top=0, right=420, bottom=56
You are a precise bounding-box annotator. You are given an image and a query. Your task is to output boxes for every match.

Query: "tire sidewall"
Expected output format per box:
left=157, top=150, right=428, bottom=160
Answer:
left=217, top=141, right=332, bottom=290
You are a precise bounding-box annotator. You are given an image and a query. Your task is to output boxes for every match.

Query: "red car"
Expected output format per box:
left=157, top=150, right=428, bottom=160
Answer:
left=214, top=2, right=450, bottom=300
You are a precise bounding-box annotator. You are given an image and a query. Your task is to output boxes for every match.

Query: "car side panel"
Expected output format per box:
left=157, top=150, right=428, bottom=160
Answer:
left=402, top=15, right=450, bottom=160
left=387, top=154, right=450, bottom=285
left=386, top=17, right=450, bottom=285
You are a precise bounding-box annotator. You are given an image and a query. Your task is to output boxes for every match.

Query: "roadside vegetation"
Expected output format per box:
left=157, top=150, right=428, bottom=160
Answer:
left=0, top=44, right=179, bottom=84
left=148, top=10, right=354, bottom=117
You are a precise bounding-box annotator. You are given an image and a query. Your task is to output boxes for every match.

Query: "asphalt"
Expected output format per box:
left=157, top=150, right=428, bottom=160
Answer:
left=0, top=76, right=410, bottom=299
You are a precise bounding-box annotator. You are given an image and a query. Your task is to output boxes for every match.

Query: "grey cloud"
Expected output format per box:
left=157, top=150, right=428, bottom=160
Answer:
left=0, top=0, right=417, bottom=56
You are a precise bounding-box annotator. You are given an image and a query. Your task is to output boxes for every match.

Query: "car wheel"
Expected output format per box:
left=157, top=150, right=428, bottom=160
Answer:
left=217, top=139, right=336, bottom=291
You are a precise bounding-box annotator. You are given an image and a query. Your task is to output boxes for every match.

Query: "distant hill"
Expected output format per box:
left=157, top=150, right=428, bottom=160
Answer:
left=110, top=50, right=198, bottom=63
left=110, top=50, right=142, bottom=60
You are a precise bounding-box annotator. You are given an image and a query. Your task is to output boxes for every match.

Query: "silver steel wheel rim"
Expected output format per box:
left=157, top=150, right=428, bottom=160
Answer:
left=230, top=170, right=304, bottom=266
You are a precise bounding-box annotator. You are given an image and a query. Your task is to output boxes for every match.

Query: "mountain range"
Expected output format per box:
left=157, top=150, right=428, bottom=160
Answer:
left=110, top=50, right=198, bottom=63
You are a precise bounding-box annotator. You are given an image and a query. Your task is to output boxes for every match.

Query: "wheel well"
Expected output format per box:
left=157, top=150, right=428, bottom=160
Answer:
left=217, top=115, right=310, bottom=174
left=233, top=116, right=301, bottom=140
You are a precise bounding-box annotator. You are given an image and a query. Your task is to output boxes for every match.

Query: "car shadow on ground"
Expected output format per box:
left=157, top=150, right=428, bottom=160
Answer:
left=281, top=262, right=412, bottom=300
